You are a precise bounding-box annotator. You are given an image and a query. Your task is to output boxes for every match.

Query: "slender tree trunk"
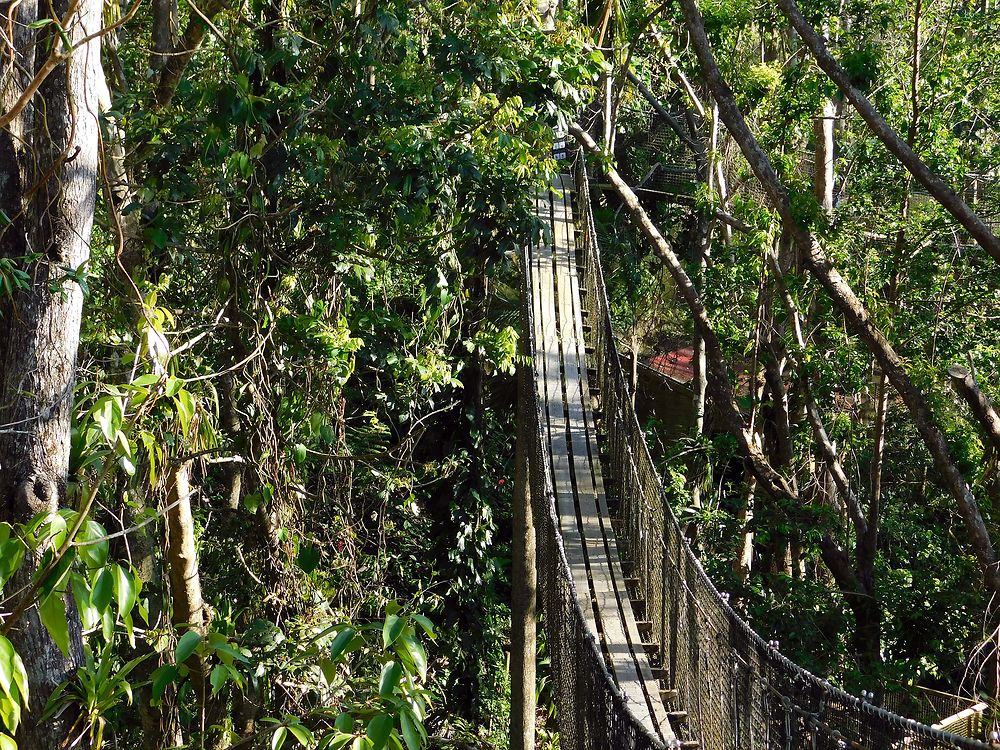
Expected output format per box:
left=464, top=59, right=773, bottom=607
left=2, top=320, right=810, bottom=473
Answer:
left=814, top=99, right=836, bottom=213
left=151, top=0, right=179, bottom=71
left=165, top=462, right=206, bottom=631
left=509, top=357, right=536, bottom=750
left=0, top=0, right=103, bottom=743
left=949, top=366, right=1000, bottom=454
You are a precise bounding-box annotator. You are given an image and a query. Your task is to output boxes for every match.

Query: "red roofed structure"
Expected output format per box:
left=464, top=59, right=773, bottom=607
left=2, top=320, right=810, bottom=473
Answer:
left=647, top=347, right=695, bottom=384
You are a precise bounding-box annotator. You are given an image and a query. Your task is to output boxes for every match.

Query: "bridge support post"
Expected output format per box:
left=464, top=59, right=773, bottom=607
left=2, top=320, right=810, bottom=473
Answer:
left=510, top=353, right=537, bottom=750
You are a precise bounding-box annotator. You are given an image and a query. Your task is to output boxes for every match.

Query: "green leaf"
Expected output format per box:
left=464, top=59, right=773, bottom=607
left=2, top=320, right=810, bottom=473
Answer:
left=173, top=390, right=196, bottom=436
left=396, top=631, right=426, bottom=681
left=38, top=592, right=70, bottom=657
left=0, top=638, right=14, bottom=700
left=366, top=715, right=392, bottom=750
left=292, top=443, right=308, bottom=464
left=295, top=543, right=320, bottom=574
left=382, top=614, right=404, bottom=648
left=72, top=573, right=99, bottom=632
left=271, top=726, right=287, bottom=750
left=0, top=732, right=15, bottom=750
left=92, top=396, right=123, bottom=445
left=329, top=627, right=355, bottom=662
left=210, top=664, right=228, bottom=696
left=333, top=713, right=353, bottom=733
left=0, top=689, right=18, bottom=736
left=409, top=614, right=435, bottom=639
left=113, top=564, right=138, bottom=620
left=9, top=654, right=26, bottom=707
left=36, top=548, right=74, bottom=600
left=400, top=711, right=421, bottom=750
left=91, top=568, right=113, bottom=614
left=77, top=520, right=108, bottom=570
left=378, top=661, right=402, bottom=698
left=175, top=630, right=202, bottom=664
left=150, top=664, right=179, bottom=704
left=287, top=724, right=314, bottom=746
left=164, top=377, right=183, bottom=398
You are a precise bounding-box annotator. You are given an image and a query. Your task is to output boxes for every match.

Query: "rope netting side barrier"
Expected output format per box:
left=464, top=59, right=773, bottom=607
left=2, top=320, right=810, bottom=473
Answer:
left=570, top=148, right=992, bottom=750
left=522, top=197, right=667, bottom=750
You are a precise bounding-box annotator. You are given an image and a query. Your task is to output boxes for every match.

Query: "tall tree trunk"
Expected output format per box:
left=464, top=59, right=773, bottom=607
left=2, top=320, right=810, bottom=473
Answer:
left=814, top=99, right=836, bottom=213
left=509, top=357, right=536, bottom=750
left=0, top=0, right=103, bottom=743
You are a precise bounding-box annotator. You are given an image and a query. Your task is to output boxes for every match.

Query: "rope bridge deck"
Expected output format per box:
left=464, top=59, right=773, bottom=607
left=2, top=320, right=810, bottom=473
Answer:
left=521, top=153, right=992, bottom=749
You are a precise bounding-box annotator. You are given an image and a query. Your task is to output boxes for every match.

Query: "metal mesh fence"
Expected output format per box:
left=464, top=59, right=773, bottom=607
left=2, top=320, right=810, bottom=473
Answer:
left=522, top=147, right=993, bottom=750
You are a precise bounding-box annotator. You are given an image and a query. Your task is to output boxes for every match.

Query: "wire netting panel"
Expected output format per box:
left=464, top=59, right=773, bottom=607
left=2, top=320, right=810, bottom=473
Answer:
left=568, top=148, right=991, bottom=750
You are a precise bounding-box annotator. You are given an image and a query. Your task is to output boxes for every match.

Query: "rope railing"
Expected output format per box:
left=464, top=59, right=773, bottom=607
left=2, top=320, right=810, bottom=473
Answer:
left=564, top=146, right=993, bottom=750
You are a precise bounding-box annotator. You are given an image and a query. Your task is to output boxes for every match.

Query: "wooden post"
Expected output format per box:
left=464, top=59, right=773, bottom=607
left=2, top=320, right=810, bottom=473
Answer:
left=509, top=350, right=537, bottom=750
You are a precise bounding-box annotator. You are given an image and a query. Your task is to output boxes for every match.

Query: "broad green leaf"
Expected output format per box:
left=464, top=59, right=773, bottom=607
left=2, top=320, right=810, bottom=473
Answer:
left=271, top=726, right=287, bottom=750
left=333, top=713, right=353, bottom=733
left=395, top=631, right=426, bottom=681
left=0, top=732, right=15, bottom=750
left=175, top=630, right=202, bottom=664
left=378, top=661, right=402, bottom=698
left=0, top=693, right=18, bottom=735
left=164, top=377, right=183, bottom=398
left=77, top=520, right=108, bottom=570
left=9, top=654, right=26, bottom=706
left=36, top=548, right=74, bottom=600
left=131, top=373, right=162, bottom=387
left=319, top=658, right=338, bottom=685
left=113, top=564, right=138, bottom=620
left=366, top=715, right=392, bottom=750
left=38, top=592, right=70, bottom=657
left=295, top=543, right=320, bottom=574
left=150, top=665, right=179, bottom=704
left=409, top=615, right=435, bottom=639
left=329, top=627, right=355, bottom=662
left=0, top=637, right=14, bottom=699
left=210, top=664, right=228, bottom=696
left=90, top=568, right=113, bottom=614
left=288, top=724, right=314, bottom=746
left=382, top=614, right=404, bottom=648
left=72, top=573, right=99, bottom=631
left=324, top=733, right=353, bottom=750
left=173, top=390, right=196, bottom=437
left=400, top=711, right=421, bottom=750
left=92, top=397, right=122, bottom=444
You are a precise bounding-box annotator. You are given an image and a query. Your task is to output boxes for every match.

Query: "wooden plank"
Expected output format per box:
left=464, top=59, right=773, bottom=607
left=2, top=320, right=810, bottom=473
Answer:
left=532, top=186, right=598, bottom=637
left=553, top=174, right=675, bottom=742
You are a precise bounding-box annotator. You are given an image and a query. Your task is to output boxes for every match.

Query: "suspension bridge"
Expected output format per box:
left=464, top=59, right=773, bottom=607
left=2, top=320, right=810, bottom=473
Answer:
left=522, top=149, right=993, bottom=749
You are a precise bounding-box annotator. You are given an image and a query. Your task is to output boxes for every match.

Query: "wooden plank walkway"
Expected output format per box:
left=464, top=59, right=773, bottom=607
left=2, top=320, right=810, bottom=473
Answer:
left=530, top=173, right=675, bottom=743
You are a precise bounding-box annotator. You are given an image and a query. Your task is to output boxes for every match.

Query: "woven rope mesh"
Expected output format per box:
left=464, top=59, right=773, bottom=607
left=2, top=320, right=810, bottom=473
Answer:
left=519, top=145, right=992, bottom=750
